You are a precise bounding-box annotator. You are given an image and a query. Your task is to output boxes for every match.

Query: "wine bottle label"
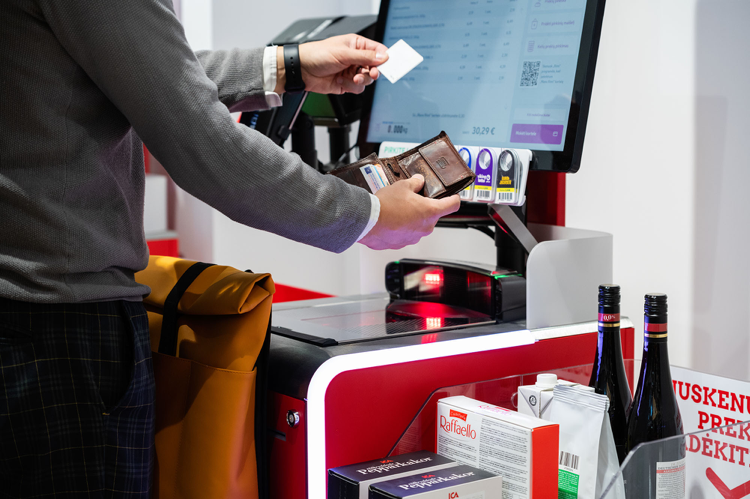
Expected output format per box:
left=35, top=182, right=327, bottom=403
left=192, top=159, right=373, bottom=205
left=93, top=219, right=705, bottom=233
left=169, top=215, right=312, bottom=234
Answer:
left=645, top=322, right=668, bottom=338
left=597, top=313, right=620, bottom=327
left=655, top=458, right=685, bottom=499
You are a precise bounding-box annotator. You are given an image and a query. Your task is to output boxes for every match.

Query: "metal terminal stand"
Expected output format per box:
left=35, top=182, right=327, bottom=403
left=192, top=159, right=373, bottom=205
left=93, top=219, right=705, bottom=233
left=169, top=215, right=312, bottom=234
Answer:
left=489, top=203, right=537, bottom=276
left=291, top=112, right=318, bottom=169
left=327, top=125, right=351, bottom=167
left=487, top=201, right=613, bottom=329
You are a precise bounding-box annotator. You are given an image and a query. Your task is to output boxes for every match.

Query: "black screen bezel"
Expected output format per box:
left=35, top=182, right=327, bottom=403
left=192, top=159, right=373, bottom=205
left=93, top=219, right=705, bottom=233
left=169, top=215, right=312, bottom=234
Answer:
left=356, top=0, right=607, bottom=173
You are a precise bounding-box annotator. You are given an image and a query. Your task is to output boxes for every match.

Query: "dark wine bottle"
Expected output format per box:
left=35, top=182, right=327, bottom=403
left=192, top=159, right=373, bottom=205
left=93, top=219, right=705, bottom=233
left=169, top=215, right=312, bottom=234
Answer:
left=624, top=293, right=685, bottom=498
left=589, top=284, right=632, bottom=464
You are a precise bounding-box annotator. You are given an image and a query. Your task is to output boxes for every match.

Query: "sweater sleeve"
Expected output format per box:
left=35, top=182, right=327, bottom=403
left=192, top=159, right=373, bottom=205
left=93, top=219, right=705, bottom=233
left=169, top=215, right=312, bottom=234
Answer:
left=39, top=0, right=372, bottom=253
left=194, top=48, right=276, bottom=112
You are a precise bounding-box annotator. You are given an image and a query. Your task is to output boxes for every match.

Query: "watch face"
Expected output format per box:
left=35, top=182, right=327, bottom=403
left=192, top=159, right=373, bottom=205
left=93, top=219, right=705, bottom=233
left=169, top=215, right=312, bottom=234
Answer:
left=499, top=150, right=515, bottom=172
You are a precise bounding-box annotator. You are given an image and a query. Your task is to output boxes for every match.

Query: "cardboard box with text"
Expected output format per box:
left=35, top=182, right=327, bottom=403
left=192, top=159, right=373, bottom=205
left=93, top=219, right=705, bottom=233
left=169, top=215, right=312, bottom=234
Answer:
left=328, top=450, right=456, bottom=499
left=437, top=396, right=558, bottom=499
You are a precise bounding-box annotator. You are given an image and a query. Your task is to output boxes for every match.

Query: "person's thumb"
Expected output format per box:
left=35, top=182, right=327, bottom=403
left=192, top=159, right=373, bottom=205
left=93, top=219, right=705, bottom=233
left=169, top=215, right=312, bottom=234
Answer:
left=406, top=174, right=425, bottom=193
left=341, top=47, right=388, bottom=67
left=433, top=194, right=462, bottom=217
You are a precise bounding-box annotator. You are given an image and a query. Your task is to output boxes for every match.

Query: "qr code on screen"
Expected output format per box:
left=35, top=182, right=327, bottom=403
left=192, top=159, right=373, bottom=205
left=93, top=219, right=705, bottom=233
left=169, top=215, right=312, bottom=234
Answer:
left=520, top=61, right=540, bottom=86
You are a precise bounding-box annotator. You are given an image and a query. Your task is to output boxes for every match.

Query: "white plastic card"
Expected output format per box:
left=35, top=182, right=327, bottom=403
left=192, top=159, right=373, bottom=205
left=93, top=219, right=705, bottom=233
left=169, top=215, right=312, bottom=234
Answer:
left=359, top=164, right=389, bottom=193
left=378, top=39, right=424, bottom=84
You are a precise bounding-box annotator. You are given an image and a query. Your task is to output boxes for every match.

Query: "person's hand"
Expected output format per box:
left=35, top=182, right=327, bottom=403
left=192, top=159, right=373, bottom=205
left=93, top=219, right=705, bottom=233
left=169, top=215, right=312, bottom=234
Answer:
left=359, top=175, right=461, bottom=250
left=276, top=34, right=388, bottom=95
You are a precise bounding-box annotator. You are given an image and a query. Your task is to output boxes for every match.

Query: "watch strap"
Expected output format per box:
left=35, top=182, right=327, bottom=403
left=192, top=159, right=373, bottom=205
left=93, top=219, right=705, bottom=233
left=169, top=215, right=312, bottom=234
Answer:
left=283, top=44, right=306, bottom=94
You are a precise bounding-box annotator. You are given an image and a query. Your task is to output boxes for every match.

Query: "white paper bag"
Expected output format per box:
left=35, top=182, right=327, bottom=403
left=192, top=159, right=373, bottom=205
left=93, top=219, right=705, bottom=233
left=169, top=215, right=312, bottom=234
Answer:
left=549, top=385, right=624, bottom=499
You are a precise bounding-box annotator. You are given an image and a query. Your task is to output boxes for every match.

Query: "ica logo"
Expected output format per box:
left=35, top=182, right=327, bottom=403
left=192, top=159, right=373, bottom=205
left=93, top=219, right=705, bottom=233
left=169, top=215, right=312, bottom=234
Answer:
left=448, top=493, right=459, bottom=499
left=422, top=475, right=435, bottom=479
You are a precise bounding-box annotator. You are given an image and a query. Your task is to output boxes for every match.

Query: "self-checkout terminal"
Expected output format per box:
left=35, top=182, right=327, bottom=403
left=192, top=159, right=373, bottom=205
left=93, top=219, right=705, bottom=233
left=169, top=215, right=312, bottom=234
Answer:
left=257, top=2, right=627, bottom=499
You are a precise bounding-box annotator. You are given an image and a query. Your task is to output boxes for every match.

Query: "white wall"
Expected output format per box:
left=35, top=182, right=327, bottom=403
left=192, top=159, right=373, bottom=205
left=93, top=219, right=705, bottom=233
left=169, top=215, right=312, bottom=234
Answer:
left=176, top=0, right=750, bottom=379
left=181, top=0, right=213, bottom=50
left=690, top=0, right=750, bottom=381
left=567, top=0, right=750, bottom=379
left=211, top=0, right=371, bottom=50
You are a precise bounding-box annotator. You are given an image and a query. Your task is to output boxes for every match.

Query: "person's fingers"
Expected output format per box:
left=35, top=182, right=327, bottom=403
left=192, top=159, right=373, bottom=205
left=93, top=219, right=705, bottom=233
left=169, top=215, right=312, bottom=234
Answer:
left=368, top=67, right=380, bottom=80
left=406, top=174, right=425, bottom=192
left=337, top=47, right=384, bottom=69
left=350, top=35, right=389, bottom=61
left=432, top=194, right=462, bottom=217
left=353, top=72, right=374, bottom=86
left=337, top=34, right=389, bottom=68
left=335, top=76, right=367, bottom=94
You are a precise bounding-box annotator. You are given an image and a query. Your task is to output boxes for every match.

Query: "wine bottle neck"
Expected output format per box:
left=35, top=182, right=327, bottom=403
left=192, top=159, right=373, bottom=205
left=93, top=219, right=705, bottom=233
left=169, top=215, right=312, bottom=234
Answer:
left=643, top=325, right=670, bottom=360
left=596, top=310, right=623, bottom=365
left=639, top=334, right=674, bottom=406
left=644, top=320, right=668, bottom=340
left=597, top=310, right=620, bottom=332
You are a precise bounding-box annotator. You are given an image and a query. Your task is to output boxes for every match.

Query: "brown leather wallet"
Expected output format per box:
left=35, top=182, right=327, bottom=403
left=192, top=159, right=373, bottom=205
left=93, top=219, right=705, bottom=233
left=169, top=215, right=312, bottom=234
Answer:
left=328, top=131, right=475, bottom=199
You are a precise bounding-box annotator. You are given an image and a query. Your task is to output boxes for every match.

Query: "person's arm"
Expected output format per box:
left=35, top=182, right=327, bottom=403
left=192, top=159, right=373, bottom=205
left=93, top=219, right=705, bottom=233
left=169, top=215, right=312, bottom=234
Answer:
left=41, top=0, right=459, bottom=251
left=194, top=32, right=389, bottom=111
left=193, top=48, right=274, bottom=112
left=40, top=0, right=375, bottom=252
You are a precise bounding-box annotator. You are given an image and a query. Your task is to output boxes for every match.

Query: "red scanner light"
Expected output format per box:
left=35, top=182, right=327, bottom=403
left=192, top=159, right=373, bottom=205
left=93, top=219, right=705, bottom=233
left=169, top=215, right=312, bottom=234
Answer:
left=424, top=272, right=443, bottom=285
left=421, top=333, right=439, bottom=343
left=426, top=318, right=443, bottom=330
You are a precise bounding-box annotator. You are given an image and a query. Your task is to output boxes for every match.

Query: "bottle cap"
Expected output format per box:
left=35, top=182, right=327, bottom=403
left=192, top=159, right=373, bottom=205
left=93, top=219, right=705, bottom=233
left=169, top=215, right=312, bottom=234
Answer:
left=536, top=373, right=557, bottom=388
left=644, top=293, right=667, bottom=315
left=598, top=284, right=621, bottom=307
left=644, top=293, right=668, bottom=337
left=644, top=293, right=668, bottom=322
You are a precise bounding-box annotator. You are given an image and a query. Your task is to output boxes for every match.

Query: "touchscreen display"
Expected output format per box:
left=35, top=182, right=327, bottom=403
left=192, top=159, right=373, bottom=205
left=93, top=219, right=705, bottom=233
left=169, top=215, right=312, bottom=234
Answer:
left=366, top=0, right=589, bottom=151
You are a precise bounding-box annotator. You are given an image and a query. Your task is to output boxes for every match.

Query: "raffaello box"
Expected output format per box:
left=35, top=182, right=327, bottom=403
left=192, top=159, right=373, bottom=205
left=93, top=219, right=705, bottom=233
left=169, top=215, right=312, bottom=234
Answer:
left=436, top=396, right=558, bottom=499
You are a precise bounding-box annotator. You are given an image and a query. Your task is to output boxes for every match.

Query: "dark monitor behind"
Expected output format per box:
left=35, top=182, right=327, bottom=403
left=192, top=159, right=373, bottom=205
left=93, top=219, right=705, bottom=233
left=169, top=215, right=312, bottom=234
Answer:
left=357, top=0, right=606, bottom=173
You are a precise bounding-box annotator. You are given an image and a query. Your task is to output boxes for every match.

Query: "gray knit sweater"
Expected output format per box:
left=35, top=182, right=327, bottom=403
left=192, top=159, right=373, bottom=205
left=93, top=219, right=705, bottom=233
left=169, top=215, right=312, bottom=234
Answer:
left=0, top=0, right=372, bottom=303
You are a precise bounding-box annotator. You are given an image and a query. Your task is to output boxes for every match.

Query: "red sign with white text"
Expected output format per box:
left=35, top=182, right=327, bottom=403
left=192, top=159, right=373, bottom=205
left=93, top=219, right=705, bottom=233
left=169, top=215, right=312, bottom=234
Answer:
left=672, top=367, right=750, bottom=497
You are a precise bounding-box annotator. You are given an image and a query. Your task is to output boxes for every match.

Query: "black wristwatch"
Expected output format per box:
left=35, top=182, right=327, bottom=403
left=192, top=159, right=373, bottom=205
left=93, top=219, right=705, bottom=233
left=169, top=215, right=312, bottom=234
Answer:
left=283, top=44, right=306, bottom=94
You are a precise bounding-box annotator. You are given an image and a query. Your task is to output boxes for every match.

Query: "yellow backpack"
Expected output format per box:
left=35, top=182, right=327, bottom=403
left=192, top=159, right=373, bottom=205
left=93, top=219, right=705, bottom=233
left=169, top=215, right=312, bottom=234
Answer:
left=135, top=256, right=274, bottom=499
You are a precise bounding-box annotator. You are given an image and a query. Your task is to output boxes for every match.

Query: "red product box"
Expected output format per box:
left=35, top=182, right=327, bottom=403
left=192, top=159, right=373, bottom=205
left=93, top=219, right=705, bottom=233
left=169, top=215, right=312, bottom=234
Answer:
left=437, top=396, right=558, bottom=499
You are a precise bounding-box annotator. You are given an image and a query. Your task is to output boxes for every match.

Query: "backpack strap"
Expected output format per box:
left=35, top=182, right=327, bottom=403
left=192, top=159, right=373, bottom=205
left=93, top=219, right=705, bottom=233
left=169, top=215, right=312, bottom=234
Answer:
left=159, top=261, right=215, bottom=356
left=254, top=309, right=272, bottom=499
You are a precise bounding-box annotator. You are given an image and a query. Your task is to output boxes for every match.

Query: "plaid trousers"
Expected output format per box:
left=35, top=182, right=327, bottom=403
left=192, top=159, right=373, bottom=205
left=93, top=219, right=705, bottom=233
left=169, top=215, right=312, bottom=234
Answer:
left=0, top=298, right=155, bottom=498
